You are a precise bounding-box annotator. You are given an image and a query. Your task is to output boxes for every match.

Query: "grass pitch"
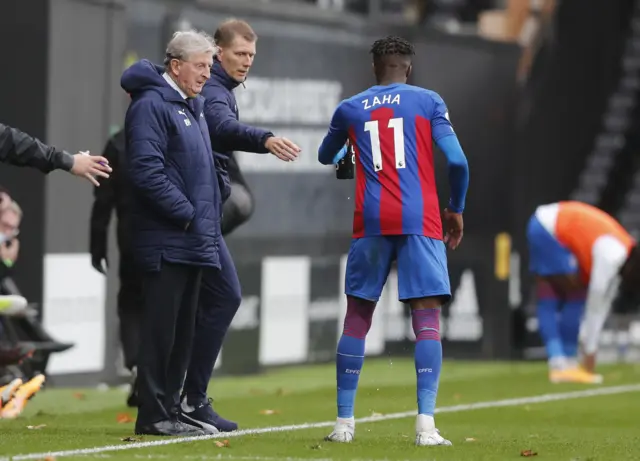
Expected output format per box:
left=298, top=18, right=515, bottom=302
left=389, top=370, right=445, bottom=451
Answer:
left=2, top=358, right=640, bottom=460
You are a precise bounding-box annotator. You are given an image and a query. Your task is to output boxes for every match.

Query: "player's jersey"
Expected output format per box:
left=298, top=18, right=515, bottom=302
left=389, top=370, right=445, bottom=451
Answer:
left=336, top=83, right=455, bottom=239
left=555, top=201, right=635, bottom=282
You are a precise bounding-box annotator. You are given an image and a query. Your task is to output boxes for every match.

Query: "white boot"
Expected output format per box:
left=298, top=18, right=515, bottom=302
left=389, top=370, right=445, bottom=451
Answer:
left=325, top=416, right=355, bottom=442
left=415, top=414, right=452, bottom=446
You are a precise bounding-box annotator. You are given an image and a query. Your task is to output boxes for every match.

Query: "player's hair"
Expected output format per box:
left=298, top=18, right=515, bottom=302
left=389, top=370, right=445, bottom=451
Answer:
left=214, top=18, right=257, bottom=47
left=370, top=35, right=415, bottom=64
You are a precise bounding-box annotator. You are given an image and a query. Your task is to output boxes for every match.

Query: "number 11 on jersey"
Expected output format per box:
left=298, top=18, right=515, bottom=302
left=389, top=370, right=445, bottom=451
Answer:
left=364, top=117, right=406, bottom=172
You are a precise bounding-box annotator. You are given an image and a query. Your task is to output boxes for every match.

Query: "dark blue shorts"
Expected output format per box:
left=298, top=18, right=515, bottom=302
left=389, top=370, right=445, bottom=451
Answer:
left=527, top=214, right=578, bottom=276
left=345, top=235, right=451, bottom=302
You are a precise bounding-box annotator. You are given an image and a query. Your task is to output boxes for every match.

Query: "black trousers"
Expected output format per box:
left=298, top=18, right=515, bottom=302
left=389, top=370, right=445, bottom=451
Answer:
left=136, top=260, right=202, bottom=426
left=117, top=253, right=143, bottom=372
left=182, top=237, right=242, bottom=403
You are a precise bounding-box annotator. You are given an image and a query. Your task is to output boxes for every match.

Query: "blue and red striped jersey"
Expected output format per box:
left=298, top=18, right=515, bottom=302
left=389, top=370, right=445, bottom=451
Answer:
left=319, top=83, right=457, bottom=239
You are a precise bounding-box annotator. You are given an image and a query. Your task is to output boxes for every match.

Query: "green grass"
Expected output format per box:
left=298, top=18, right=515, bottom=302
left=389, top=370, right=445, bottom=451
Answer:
left=2, top=359, right=640, bottom=460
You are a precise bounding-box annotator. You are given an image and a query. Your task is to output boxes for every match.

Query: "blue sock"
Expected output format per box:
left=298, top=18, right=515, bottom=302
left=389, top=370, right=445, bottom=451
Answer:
left=336, top=334, right=365, bottom=418
left=412, top=308, right=442, bottom=416
left=560, top=298, right=585, bottom=359
left=537, top=298, right=565, bottom=361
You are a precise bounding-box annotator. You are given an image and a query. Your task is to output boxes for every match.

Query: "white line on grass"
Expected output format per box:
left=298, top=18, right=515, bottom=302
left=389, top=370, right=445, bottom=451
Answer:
left=133, top=456, right=388, bottom=461
left=14, top=453, right=388, bottom=461
left=8, top=383, right=640, bottom=460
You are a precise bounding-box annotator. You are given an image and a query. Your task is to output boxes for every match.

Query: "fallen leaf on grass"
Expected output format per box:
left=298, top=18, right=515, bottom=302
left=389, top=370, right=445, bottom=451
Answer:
left=116, top=413, right=134, bottom=424
left=214, top=440, right=230, bottom=448
left=521, top=450, right=538, bottom=457
left=465, top=437, right=477, bottom=442
left=259, top=409, right=280, bottom=415
left=72, top=392, right=86, bottom=400
left=27, top=424, right=47, bottom=430
left=121, top=436, right=142, bottom=442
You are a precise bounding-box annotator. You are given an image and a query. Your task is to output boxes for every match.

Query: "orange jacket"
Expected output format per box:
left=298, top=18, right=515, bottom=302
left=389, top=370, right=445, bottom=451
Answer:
left=555, top=201, right=634, bottom=283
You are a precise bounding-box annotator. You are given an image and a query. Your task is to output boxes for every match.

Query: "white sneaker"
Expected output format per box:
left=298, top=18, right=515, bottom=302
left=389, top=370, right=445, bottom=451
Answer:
left=324, top=417, right=355, bottom=442
left=415, top=414, right=452, bottom=446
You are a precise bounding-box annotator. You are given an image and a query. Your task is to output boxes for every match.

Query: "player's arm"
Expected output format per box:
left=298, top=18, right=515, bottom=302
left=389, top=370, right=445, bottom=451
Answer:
left=580, top=243, right=628, bottom=370
left=430, top=94, right=469, bottom=213
left=318, top=102, right=349, bottom=165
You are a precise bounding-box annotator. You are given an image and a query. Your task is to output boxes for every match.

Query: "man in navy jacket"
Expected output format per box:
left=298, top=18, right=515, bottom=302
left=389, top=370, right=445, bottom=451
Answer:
left=121, top=30, right=219, bottom=437
left=178, top=19, right=300, bottom=434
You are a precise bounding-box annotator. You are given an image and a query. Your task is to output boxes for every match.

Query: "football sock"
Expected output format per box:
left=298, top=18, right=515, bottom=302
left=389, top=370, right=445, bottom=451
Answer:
left=559, top=289, right=586, bottom=363
left=412, top=308, right=442, bottom=417
left=536, top=287, right=565, bottom=369
left=336, top=296, right=375, bottom=419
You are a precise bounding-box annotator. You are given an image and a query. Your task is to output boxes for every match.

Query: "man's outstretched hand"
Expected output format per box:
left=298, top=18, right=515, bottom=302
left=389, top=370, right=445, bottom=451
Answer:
left=443, top=208, right=463, bottom=250
left=71, top=152, right=112, bottom=186
left=265, top=137, right=301, bottom=162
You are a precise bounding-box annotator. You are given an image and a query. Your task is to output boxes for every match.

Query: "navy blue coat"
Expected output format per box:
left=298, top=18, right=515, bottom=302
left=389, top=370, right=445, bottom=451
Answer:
left=201, top=61, right=274, bottom=201
left=121, top=59, right=221, bottom=272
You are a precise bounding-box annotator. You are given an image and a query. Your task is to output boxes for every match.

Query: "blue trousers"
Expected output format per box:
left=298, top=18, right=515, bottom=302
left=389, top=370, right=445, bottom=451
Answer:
left=182, top=237, right=242, bottom=402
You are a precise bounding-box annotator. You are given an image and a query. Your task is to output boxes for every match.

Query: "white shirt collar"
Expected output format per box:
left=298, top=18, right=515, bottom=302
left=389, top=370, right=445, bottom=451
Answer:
left=162, top=72, right=188, bottom=99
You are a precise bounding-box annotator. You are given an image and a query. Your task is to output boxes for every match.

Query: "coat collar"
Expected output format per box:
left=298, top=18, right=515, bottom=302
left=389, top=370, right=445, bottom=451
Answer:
left=212, top=59, right=243, bottom=90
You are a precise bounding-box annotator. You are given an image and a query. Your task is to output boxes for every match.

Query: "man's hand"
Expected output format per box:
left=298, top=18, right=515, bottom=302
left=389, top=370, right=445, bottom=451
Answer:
left=0, top=239, right=19, bottom=265
left=71, top=152, right=112, bottom=186
left=265, top=137, right=301, bottom=162
left=91, top=255, right=108, bottom=275
left=443, top=208, right=463, bottom=250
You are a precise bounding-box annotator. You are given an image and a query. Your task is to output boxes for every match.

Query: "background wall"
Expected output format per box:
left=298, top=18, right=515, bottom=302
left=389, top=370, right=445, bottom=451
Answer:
left=0, top=0, right=531, bottom=385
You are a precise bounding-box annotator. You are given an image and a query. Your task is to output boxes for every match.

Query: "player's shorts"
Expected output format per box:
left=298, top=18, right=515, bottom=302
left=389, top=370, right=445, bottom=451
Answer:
left=527, top=211, right=578, bottom=276
left=345, top=235, right=451, bottom=303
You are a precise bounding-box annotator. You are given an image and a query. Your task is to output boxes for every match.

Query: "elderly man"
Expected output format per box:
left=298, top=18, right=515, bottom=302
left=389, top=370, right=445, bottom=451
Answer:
left=121, top=29, right=220, bottom=437
left=0, top=123, right=111, bottom=185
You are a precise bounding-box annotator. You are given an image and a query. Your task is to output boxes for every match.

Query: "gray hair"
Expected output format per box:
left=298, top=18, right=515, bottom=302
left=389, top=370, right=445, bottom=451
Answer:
left=164, top=29, right=217, bottom=68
